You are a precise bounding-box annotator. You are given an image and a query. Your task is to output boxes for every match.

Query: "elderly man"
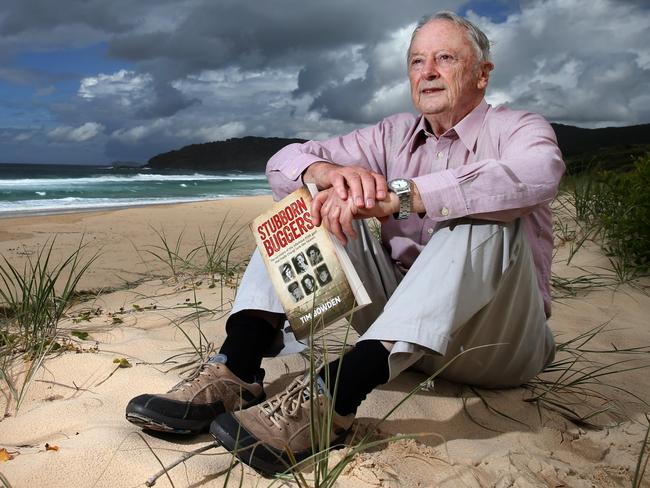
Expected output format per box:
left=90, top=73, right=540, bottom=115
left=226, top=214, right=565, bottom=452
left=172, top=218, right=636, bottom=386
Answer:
left=126, top=11, right=564, bottom=474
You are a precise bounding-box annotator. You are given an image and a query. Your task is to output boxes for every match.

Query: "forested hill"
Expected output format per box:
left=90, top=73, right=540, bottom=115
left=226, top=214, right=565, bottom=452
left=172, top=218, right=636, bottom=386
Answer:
left=146, top=124, right=650, bottom=172
left=147, top=136, right=305, bottom=171
left=551, top=123, right=650, bottom=157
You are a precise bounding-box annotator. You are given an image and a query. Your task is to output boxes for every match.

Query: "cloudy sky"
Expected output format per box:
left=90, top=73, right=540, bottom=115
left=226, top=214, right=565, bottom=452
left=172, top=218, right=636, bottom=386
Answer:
left=1, top=0, right=648, bottom=165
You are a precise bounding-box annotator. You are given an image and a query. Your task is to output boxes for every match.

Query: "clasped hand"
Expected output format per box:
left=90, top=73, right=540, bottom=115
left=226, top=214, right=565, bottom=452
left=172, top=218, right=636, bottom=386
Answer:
left=306, top=163, right=395, bottom=245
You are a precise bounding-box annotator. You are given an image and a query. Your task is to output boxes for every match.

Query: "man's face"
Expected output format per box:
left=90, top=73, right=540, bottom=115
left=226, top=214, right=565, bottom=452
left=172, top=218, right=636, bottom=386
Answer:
left=408, top=20, right=492, bottom=133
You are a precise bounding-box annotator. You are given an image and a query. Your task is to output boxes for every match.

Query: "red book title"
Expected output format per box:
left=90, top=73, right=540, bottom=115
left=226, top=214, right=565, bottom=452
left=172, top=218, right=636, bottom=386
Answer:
left=257, top=196, right=314, bottom=257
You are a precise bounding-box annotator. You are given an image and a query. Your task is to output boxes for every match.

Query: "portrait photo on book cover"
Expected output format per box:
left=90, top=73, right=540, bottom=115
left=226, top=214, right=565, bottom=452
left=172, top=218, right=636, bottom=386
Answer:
left=301, top=274, right=317, bottom=295
left=288, top=281, right=304, bottom=303
left=292, top=252, right=309, bottom=274
left=279, top=262, right=295, bottom=283
left=306, top=244, right=323, bottom=266
left=315, top=264, right=332, bottom=286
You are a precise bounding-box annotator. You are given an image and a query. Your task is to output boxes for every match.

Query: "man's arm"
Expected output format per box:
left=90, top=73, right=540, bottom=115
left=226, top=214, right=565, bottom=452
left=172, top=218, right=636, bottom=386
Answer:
left=310, top=183, right=426, bottom=245
left=413, top=112, right=564, bottom=222
left=302, top=162, right=388, bottom=211
left=265, top=117, right=400, bottom=202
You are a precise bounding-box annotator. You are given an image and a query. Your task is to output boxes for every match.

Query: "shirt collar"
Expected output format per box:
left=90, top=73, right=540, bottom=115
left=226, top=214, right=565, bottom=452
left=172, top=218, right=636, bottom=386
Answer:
left=409, top=98, right=490, bottom=153
left=453, top=98, right=489, bottom=153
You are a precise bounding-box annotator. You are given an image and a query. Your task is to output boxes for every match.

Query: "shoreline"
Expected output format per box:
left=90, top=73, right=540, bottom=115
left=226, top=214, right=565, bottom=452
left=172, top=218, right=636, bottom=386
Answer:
left=0, top=195, right=274, bottom=292
left=0, top=192, right=273, bottom=220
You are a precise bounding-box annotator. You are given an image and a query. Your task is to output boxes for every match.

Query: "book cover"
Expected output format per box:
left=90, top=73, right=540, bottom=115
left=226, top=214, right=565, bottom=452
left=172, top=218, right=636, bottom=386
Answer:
left=250, top=186, right=370, bottom=339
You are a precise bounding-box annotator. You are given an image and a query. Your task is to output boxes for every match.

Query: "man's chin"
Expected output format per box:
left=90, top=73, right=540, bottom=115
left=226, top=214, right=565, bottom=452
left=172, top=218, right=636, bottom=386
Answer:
left=417, top=105, right=449, bottom=116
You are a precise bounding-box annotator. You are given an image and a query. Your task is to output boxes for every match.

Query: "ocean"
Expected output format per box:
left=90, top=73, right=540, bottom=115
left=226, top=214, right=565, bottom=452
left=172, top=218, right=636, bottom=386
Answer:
left=0, top=163, right=271, bottom=218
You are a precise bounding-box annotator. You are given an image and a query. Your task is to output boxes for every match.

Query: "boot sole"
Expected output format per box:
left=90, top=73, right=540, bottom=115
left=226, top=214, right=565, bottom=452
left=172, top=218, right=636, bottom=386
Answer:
left=126, top=394, right=267, bottom=435
left=126, top=412, right=196, bottom=434
left=125, top=405, right=209, bottom=434
left=209, top=412, right=348, bottom=475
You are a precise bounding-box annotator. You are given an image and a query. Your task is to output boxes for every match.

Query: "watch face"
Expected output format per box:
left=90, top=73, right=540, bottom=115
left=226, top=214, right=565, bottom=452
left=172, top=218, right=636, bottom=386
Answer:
left=390, top=179, right=409, bottom=191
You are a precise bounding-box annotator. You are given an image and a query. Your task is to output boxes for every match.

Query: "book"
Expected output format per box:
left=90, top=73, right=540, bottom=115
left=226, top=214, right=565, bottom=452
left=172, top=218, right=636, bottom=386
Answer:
left=250, top=185, right=371, bottom=339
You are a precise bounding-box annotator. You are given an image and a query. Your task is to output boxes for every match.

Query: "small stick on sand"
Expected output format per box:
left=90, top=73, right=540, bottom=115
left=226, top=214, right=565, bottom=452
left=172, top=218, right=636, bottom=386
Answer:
left=145, top=441, right=220, bottom=487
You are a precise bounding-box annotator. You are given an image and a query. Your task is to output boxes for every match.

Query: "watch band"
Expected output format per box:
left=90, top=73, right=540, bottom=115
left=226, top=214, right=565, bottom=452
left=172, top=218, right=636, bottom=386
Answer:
left=388, top=178, right=412, bottom=220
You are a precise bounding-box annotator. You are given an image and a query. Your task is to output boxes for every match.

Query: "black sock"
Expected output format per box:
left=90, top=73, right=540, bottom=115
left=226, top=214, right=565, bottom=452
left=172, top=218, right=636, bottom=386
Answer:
left=219, top=312, right=277, bottom=383
left=319, top=340, right=390, bottom=416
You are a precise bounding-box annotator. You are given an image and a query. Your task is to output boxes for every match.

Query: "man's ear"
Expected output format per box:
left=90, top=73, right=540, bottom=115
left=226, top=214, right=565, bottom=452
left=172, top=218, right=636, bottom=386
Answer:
left=477, top=61, right=494, bottom=90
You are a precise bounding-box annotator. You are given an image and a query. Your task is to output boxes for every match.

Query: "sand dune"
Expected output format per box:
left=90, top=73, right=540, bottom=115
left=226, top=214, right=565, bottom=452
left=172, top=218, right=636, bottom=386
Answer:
left=1, top=198, right=649, bottom=487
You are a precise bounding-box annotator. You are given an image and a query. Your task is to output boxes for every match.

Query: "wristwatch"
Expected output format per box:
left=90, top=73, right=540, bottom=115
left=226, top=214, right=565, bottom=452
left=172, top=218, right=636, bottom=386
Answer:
left=388, top=178, right=412, bottom=220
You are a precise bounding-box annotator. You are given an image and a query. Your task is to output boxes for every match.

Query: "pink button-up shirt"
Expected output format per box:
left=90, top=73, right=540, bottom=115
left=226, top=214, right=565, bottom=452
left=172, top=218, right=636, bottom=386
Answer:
left=266, top=100, right=565, bottom=317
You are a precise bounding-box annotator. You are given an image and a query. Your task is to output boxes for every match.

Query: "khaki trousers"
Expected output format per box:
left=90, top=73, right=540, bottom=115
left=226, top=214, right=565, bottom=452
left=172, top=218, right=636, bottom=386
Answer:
left=231, top=219, right=555, bottom=388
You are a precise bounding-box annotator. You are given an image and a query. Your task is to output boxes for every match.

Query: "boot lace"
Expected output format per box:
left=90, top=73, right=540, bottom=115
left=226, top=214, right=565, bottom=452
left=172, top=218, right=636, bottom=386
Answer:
left=168, top=359, right=217, bottom=393
left=260, top=375, right=322, bottom=429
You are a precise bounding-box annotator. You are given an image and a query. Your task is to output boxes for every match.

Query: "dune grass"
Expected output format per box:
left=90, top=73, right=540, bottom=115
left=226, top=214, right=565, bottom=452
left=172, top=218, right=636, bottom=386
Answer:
left=633, top=415, right=650, bottom=488
left=522, top=321, right=650, bottom=428
left=0, top=236, right=99, bottom=411
left=0, top=471, right=12, bottom=488
left=141, top=217, right=248, bottom=289
left=558, top=152, right=650, bottom=284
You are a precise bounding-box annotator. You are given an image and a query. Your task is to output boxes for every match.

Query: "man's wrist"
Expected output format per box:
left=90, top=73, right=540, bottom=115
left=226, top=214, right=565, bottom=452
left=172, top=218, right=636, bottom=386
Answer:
left=387, top=178, right=413, bottom=219
left=302, top=161, right=333, bottom=188
left=388, top=191, right=400, bottom=216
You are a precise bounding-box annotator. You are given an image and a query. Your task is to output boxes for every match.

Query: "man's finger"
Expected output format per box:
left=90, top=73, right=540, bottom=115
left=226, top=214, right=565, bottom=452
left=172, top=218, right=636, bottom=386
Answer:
left=340, top=210, right=358, bottom=241
left=327, top=206, right=347, bottom=246
left=360, top=172, right=377, bottom=208
left=374, top=173, right=388, bottom=200
left=330, top=173, right=348, bottom=200
left=343, top=170, right=364, bottom=208
left=311, top=192, right=327, bottom=227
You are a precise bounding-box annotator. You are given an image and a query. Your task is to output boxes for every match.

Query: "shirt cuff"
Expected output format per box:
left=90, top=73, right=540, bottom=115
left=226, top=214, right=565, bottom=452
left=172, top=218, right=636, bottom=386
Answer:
left=412, top=171, right=468, bottom=221
left=268, top=153, right=331, bottom=182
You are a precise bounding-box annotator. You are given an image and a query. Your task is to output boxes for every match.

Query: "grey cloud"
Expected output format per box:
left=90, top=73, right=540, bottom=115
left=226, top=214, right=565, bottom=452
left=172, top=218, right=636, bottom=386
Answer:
left=294, top=50, right=366, bottom=96
left=108, top=0, right=458, bottom=70
left=0, top=0, right=133, bottom=35
left=509, top=55, right=650, bottom=125
left=135, top=82, right=200, bottom=119
left=105, top=133, right=176, bottom=162
left=476, top=0, right=650, bottom=127
left=311, top=77, right=368, bottom=122
left=100, top=0, right=456, bottom=132
left=1, top=0, right=649, bottom=165
left=0, top=127, right=107, bottom=164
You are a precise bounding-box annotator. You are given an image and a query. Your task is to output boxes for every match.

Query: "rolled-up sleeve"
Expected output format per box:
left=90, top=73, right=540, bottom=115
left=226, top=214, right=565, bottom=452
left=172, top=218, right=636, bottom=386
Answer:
left=266, top=145, right=333, bottom=200
left=413, top=112, right=564, bottom=222
left=265, top=117, right=399, bottom=200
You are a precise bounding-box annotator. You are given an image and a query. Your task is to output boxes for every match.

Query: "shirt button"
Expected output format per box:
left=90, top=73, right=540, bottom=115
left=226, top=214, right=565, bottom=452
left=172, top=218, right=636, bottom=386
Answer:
left=436, top=152, right=444, bottom=160
left=440, top=207, right=449, bottom=216
left=427, top=228, right=434, bottom=235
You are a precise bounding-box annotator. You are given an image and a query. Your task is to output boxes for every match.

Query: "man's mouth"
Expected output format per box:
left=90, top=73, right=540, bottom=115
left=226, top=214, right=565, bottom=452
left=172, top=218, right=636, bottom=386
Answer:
left=421, top=87, right=443, bottom=95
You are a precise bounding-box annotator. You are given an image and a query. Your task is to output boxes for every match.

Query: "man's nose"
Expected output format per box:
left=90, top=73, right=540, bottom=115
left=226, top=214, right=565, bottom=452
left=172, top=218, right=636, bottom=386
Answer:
left=422, top=58, right=439, bottom=79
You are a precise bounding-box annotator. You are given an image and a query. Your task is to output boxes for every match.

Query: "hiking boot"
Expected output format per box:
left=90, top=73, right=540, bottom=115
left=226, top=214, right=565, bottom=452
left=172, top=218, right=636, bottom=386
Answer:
left=209, top=373, right=354, bottom=475
left=125, top=354, right=265, bottom=434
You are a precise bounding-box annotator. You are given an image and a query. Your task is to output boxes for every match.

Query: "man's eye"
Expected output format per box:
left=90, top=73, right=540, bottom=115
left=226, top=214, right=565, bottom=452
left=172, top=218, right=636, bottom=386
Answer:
left=437, top=54, right=455, bottom=64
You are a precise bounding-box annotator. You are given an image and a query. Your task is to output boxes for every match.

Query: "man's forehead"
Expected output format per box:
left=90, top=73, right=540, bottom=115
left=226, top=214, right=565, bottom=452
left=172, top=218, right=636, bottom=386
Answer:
left=410, top=19, right=471, bottom=53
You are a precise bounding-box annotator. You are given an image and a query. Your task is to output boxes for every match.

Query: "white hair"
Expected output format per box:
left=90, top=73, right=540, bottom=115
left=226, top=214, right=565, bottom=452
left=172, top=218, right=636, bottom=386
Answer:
left=408, top=11, right=492, bottom=63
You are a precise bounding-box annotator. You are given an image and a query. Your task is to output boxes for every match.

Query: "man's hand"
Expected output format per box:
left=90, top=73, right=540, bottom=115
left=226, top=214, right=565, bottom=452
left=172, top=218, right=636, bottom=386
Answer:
left=311, top=187, right=399, bottom=245
left=303, top=162, right=388, bottom=210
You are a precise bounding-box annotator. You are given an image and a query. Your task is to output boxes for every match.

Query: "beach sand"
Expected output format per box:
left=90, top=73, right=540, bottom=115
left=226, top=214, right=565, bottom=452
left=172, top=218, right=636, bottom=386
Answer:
left=1, top=197, right=650, bottom=487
